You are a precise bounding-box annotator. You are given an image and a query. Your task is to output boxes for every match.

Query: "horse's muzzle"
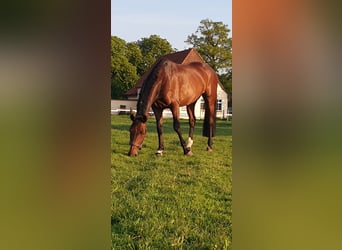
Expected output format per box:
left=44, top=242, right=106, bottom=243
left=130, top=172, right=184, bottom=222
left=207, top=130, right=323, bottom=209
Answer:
left=128, top=145, right=139, bottom=156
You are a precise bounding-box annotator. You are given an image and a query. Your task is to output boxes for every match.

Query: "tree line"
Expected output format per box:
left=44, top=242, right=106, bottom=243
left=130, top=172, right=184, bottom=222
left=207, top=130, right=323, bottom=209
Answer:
left=111, top=19, right=232, bottom=99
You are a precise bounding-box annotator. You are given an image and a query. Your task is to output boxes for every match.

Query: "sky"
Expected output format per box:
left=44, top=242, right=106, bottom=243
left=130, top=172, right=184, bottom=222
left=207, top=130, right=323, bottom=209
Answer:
left=111, top=0, right=232, bottom=50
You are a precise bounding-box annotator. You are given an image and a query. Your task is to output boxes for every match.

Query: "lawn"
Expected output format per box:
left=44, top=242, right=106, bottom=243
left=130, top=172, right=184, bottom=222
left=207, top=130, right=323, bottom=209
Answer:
left=111, top=115, right=232, bottom=249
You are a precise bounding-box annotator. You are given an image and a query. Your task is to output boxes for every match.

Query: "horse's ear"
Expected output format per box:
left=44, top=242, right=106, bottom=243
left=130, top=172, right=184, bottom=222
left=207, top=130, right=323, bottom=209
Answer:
left=130, top=113, right=135, bottom=121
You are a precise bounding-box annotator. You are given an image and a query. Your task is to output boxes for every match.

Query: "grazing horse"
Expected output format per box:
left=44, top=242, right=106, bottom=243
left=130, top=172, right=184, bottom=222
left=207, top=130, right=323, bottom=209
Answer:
left=128, top=58, right=218, bottom=157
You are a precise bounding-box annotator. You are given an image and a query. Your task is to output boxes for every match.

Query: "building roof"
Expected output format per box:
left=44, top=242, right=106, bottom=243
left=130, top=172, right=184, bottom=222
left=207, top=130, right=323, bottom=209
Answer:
left=125, top=48, right=205, bottom=97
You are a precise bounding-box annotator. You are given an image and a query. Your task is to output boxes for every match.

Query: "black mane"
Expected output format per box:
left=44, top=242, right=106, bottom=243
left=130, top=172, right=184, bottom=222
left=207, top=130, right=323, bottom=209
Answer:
left=136, top=58, right=168, bottom=115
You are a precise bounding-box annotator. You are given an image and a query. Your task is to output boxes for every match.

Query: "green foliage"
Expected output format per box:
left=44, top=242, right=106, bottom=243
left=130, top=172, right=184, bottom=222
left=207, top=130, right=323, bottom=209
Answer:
left=111, top=35, right=174, bottom=99
left=135, top=35, right=175, bottom=75
left=186, top=19, right=232, bottom=72
left=219, top=73, right=232, bottom=94
left=186, top=19, right=232, bottom=94
left=111, top=20, right=233, bottom=99
left=111, top=116, right=232, bottom=249
left=126, top=42, right=143, bottom=68
left=111, top=36, right=139, bottom=99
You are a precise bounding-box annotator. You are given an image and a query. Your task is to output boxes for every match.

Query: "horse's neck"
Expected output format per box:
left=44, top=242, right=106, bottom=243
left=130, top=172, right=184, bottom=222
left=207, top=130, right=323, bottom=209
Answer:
left=137, top=86, right=158, bottom=116
left=136, top=100, right=150, bottom=117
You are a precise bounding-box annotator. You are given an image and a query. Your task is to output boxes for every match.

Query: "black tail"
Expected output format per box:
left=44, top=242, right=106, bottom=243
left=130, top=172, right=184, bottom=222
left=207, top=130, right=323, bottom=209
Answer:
left=202, top=99, right=216, bottom=137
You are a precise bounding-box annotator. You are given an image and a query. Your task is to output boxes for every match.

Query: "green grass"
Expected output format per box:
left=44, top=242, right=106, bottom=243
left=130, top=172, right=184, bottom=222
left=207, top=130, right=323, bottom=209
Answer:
left=111, top=115, right=232, bottom=249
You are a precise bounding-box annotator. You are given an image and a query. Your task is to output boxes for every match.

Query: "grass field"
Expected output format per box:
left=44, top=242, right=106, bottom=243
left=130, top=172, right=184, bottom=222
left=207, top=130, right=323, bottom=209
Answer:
left=111, top=115, right=232, bottom=249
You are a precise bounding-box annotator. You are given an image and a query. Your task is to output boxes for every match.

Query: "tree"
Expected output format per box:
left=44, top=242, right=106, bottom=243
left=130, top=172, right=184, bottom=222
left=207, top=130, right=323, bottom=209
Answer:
left=185, top=19, right=232, bottom=93
left=111, top=35, right=174, bottom=99
left=135, top=35, right=174, bottom=75
left=218, top=68, right=232, bottom=95
left=126, top=42, right=143, bottom=68
left=111, top=36, right=139, bottom=99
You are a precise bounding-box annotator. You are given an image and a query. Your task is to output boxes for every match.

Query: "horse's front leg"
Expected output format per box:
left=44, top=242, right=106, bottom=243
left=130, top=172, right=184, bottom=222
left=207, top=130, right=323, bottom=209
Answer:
left=171, top=106, right=192, bottom=156
left=153, top=107, right=164, bottom=156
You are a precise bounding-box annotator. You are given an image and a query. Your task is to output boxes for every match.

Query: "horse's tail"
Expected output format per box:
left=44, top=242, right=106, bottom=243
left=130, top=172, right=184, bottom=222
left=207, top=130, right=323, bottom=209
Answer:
left=202, top=99, right=216, bottom=137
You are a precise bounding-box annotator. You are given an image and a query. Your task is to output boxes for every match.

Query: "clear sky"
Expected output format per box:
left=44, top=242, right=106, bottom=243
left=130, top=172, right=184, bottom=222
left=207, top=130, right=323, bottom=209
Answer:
left=111, top=0, right=232, bottom=50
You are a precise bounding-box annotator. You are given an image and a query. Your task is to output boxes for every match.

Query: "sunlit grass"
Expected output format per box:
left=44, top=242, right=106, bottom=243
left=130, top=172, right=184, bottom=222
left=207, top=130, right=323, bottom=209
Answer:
left=111, top=115, right=232, bottom=249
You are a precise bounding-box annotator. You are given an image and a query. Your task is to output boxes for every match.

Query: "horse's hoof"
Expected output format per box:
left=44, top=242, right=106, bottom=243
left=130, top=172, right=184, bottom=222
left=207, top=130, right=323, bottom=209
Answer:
left=185, top=150, right=193, bottom=156
left=155, top=150, right=163, bottom=156
left=186, top=137, right=193, bottom=148
left=206, top=146, right=213, bottom=152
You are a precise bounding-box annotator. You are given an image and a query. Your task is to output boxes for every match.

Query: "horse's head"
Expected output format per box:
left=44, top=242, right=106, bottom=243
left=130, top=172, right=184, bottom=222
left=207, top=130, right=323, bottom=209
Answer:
left=128, top=114, right=147, bottom=156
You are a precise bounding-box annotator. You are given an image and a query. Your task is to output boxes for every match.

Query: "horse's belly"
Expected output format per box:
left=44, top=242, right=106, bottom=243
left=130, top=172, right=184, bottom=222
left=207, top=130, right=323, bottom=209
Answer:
left=154, top=99, right=170, bottom=108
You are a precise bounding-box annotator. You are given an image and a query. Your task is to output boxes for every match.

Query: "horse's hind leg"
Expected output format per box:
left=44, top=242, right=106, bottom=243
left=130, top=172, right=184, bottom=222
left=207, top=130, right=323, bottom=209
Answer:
left=203, top=94, right=217, bottom=152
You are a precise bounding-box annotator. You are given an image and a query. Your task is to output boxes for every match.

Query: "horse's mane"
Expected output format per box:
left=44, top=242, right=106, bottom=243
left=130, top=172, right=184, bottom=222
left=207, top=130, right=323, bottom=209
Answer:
left=136, top=58, right=170, bottom=115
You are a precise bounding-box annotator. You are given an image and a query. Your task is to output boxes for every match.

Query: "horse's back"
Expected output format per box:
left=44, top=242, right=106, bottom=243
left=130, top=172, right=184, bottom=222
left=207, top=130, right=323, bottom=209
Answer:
left=185, top=62, right=218, bottom=93
left=169, top=62, right=218, bottom=105
left=187, top=62, right=218, bottom=80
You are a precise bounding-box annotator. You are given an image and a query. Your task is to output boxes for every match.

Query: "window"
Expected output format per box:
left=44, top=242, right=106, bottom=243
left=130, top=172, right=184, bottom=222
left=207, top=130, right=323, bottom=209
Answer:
left=200, top=101, right=205, bottom=110
left=201, top=99, right=223, bottom=111
left=216, top=99, right=222, bottom=111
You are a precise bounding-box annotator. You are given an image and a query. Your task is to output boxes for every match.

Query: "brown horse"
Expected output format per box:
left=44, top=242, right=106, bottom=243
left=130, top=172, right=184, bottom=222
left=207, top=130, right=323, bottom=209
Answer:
left=128, top=58, right=218, bottom=157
